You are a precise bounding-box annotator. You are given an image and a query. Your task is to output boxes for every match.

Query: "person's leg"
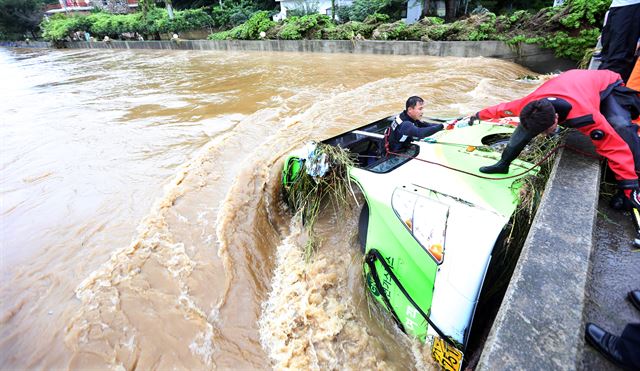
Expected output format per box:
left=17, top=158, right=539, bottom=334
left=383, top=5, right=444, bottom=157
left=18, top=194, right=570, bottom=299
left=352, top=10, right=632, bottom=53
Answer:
left=630, top=59, right=640, bottom=125
left=599, top=3, right=640, bottom=82
left=618, top=323, right=640, bottom=369
left=601, top=94, right=640, bottom=173
left=601, top=93, right=640, bottom=210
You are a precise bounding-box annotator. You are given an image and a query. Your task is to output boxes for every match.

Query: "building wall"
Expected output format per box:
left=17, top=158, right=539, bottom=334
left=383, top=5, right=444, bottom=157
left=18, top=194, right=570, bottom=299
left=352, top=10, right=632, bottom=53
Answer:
left=406, top=0, right=422, bottom=23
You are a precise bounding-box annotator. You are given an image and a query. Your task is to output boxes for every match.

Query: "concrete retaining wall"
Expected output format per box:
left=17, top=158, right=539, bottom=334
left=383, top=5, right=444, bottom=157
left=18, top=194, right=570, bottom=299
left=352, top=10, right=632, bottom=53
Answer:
left=478, top=132, right=601, bottom=370
left=46, top=39, right=576, bottom=73
left=1, top=41, right=50, bottom=48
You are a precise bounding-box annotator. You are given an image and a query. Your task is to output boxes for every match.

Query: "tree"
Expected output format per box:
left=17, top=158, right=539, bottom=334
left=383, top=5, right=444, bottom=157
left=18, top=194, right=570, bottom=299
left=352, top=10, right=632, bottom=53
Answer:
left=0, top=0, right=44, bottom=39
left=421, top=0, right=431, bottom=17
left=139, top=0, right=155, bottom=18
left=444, top=0, right=456, bottom=21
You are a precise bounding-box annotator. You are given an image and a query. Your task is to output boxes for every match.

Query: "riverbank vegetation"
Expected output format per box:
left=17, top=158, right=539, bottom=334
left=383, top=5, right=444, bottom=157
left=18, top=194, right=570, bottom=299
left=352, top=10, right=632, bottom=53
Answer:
left=208, top=0, right=608, bottom=61
left=40, top=8, right=214, bottom=41
left=21, top=0, right=608, bottom=62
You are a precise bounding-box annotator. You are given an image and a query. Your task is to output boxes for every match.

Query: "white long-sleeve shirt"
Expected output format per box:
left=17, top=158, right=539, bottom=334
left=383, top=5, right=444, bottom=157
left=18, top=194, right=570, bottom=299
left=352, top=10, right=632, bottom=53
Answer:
left=610, top=0, right=640, bottom=8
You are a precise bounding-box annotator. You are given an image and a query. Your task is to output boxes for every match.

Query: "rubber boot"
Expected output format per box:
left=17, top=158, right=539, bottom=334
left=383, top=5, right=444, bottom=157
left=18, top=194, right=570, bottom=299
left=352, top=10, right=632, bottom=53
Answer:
left=609, top=189, right=632, bottom=211
left=480, top=125, right=534, bottom=174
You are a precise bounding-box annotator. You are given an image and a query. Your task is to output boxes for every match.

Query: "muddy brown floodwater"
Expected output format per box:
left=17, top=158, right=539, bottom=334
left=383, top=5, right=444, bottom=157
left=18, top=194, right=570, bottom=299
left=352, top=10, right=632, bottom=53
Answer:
left=0, top=47, right=542, bottom=369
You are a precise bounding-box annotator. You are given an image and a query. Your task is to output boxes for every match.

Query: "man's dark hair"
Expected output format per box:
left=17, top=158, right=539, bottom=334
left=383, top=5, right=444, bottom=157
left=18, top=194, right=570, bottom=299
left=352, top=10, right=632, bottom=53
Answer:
left=406, top=96, right=424, bottom=110
left=519, top=99, right=556, bottom=135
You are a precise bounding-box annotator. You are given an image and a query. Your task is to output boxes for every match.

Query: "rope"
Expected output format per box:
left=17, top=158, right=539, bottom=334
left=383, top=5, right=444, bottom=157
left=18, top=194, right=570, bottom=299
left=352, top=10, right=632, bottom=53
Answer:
left=383, top=130, right=603, bottom=180
left=365, top=249, right=459, bottom=349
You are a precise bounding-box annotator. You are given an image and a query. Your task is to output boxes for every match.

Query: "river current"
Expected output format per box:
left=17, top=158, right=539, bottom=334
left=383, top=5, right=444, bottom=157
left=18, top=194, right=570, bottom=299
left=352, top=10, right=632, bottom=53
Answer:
left=0, top=47, right=542, bottom=369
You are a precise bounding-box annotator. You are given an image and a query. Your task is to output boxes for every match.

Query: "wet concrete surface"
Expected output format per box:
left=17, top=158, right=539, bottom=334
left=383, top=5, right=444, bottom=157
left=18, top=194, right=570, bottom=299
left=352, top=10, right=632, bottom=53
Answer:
left=581, top=198, right=640, bottom=370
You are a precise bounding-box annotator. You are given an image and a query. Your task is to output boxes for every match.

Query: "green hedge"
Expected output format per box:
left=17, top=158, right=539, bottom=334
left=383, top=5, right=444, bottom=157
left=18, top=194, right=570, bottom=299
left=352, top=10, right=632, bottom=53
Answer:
left=41, top=8, right=213, bottom=41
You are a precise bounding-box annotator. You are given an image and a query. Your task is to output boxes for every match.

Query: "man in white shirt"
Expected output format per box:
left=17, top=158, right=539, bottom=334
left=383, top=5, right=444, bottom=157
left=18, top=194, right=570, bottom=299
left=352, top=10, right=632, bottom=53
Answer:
left=599, top=0, right=640, bottom=82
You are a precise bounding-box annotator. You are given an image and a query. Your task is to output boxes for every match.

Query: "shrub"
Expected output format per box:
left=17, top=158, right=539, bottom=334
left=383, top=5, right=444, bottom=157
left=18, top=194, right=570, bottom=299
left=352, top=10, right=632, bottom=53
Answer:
left=287, top=0, right=320, bottom=17
left=334, top=5, right=352, bottom=22
left=349, top=0, right=388, bottom=21
left=175, top=9, right=214, bottom=30
left=277, top=14, right=332, bottom=40
left=237, top=10, right=275, bottom=39
left=372, top=20, right=409, bottom=40
left=208, top=29, right=235, bottom=40
left=541, top=28, right=601, bottom=60
left=41, top=7, right=214, bottom=41
left=208, top=10, right=274, bottom=40
left=363, top=12, right=389, bottom=24
left=322, top=21, right=375, bottom=39
left=559, top=0, right=609, bottom=28
left=41, top=13, right=91, bottom=41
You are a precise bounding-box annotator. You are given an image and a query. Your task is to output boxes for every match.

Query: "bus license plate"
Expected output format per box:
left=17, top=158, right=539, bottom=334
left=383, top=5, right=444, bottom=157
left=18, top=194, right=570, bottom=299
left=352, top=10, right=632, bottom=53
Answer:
left=431, top=336, right=463, bottom=371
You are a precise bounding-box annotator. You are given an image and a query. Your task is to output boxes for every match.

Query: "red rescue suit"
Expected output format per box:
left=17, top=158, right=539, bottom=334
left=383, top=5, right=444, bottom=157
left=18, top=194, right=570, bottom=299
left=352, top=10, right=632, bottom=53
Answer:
left=478, top=69, right=639, bottom=187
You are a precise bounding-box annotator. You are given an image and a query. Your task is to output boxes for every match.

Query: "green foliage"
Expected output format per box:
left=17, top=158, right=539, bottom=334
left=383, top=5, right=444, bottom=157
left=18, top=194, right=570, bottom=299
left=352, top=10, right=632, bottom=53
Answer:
left=466, top=12, right=497, bottom=41
left=560, top=0, right=609, bottom=28
left=175, top=8, right=214, bottom=30
left=424, top=16, right=444, bottom=25
left=349, top=0, right=389, bottom=22
left=496, top=0, right=608, bottom=61
left=322, top=21, right=375, bottom=39
left=371, top=21, right=406, bottom=40
left=363, top=12, right=389, bottom=24
left=495, top=9, right=530, bottom=29
left=41, top=13, right=89, bottom=41
left=334, top=5, right=352, bottom=22
left=210, top=5, right=254, bottom=28
left=287, top=0, right=320, bottom=17
left=208, top=28, right=234, bottom=40
left=506, top=34, right=543, bottom=46
left=138, top=0, right=155, bottom=16
left=106, top=0, right=610, bottom=64
left=237, top=10, right=274, bottom=38
left=208, top=10, right=274, bottom=39
left=540, top=28, right=600, bottom=60
left=277, top=14, right=332, bottom=40
left=0, top=0, right=44, bottom=38
left=41, top=7, right=213, bottom=41
left=425, top=24, right=450, bottom=40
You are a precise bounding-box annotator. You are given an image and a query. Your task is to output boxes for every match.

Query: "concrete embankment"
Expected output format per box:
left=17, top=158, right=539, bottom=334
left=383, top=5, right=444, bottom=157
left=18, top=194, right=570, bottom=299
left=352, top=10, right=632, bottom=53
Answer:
left=1, top=41, right=50, bottom=48
left=4, top=39, right=575, bottom=74
left=478, top=132, right=602, bottom=370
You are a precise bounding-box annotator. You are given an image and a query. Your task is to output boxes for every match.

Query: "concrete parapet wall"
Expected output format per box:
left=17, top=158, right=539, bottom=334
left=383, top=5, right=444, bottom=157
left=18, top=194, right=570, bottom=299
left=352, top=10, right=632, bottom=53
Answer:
left=59, top=39, right=574, bottom=73
left=1, top=41, right=51, bottom=48
left=478, top=131, right=601, bottom=370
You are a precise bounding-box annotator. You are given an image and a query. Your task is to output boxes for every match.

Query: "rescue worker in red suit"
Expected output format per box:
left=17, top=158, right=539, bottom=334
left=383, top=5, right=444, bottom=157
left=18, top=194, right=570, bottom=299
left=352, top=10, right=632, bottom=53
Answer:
left=469, top=69, right=640, bottom=209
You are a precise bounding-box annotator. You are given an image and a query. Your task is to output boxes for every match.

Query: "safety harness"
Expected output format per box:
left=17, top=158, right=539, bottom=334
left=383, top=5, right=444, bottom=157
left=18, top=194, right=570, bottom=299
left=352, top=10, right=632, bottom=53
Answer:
left=390, top=115, right=410, bottom=145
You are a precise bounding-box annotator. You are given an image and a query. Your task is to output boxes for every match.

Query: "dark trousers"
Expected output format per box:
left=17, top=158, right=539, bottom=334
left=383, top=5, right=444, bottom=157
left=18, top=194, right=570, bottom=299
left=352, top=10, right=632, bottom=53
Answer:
left=619, top=323, right=640, bottom=368
left=599, top=3, right=640, bottom=82
left=600, top=93, right=640, bottom=173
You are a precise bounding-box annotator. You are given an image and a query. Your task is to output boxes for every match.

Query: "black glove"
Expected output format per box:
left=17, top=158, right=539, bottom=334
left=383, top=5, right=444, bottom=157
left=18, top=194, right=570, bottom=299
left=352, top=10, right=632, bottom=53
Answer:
left=469, top=113, right=480, bottom=126
left=479, top=125, right=534, bottom=174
